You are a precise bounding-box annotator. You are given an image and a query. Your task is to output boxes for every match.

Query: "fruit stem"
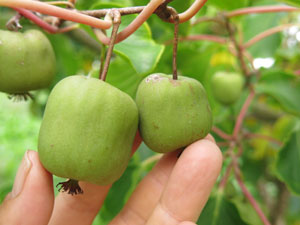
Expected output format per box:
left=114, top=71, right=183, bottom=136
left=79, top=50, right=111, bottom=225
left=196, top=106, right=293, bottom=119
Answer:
left=100, top=10, right=121, bottom=81
left=56, top=179, right=83, bottom=195
left=171, top=8, right=179, bottom=80
left=99, top=43, right=107, bottom=77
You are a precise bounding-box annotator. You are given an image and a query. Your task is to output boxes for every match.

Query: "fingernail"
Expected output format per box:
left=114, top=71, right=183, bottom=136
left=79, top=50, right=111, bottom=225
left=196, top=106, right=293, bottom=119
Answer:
left=11, top=151, right=32, bottom=198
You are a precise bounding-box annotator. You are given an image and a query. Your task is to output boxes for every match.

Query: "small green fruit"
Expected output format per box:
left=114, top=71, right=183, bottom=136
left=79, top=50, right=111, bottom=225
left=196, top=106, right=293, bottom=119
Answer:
left=0, top=29, right=56, bottom=94
left=136, top=73, right=213, bottom=153
left=38, top=75, right=138, bottom=186
left=211, top=71, right=245, bottom=105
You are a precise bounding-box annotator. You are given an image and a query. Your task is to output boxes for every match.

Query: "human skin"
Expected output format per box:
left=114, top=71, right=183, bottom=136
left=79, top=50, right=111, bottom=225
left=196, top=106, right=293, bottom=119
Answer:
left=0, top=134, right=222, bottom=225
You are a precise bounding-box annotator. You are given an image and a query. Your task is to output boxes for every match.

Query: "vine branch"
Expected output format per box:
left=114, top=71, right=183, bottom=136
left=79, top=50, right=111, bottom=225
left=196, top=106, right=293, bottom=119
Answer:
left=178, top=35, right=228, bottom=44
left=233, top=88, right=255, bottom=139
left=243, top=132, right=283, bottom=146
left=226, top=5, right=300, bottom=18
left=15, top=8, right=77, bottom=34
left=244, top=23, right=300, bottom=48
left=212, top=126, right=233, bottom=140
left=0, top=0, right=112, bottom=29
left=233, top=157, right=271, bottom=225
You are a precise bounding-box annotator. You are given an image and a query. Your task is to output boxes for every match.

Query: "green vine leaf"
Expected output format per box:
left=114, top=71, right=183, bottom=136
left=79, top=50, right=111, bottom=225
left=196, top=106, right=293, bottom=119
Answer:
left=114, top=15, right=165, bottom=75
left=255, top=71, right=300, bottom=117
left=276, top=121, right=300, bottom=195
left=197, top=191, right=248, bottom=225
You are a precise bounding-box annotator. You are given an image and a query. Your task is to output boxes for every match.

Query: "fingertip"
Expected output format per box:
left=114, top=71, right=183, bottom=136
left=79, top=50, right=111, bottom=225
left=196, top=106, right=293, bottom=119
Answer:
left=155, top=137, right=223, bottom=222
left=204, top=133, right=216, bottom=143
left=184, top=138, right=223, bottom=173
left=28, top=150, right=51, bottom=174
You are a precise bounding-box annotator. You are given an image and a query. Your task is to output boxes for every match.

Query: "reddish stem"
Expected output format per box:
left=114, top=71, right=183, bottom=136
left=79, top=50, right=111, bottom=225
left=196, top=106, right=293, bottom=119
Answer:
left=226, top=5, right=299, bottom=18
left=233, top=88, right=255, bottom=139
left=177, top=0, right=207, bottom=23
left=218, top=162, right=233, bottom=189
left=179, top=34, right=228, bottom=44
left=212, top=126, right=233, bottom=141
left=95, top=0, right=164, bottom=45
left=15, top=8, right=76, bottom=34
left=15, top=8, right=56, bottom=33
left=244, top=133, right=283, bottom=146
left=233, top=162, right=271, bottom=225
left=0, top=0, right=111, bottom=29
left=244, top=23, right=300, bottom=49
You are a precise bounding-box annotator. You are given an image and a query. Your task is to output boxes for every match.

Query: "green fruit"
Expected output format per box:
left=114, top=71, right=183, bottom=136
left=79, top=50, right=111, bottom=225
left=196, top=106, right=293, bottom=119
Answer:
left=211, top=71, right=245, bottom=105
left=38, top=75, right=138, bottom=186
left=0, top=29, right=56, bottom=94
left=136, top=73, right=213, bottom=153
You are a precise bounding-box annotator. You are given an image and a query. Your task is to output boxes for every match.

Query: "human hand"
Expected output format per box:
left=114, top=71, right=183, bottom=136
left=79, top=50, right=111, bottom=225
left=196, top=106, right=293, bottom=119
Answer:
left=0, top=135, right=222, bottom=225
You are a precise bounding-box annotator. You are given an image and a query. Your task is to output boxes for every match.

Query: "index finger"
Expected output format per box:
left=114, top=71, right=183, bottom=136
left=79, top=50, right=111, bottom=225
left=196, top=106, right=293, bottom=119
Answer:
left=146, top=138, right=223, bottom=224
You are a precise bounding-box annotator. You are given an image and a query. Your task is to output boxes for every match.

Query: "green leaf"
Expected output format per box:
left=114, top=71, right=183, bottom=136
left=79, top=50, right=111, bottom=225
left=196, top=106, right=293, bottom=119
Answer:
left=197, top=191, right=248, bottom=225
left=75, top=0, right=133, bottom=10
left=114, top=15, right=165, bottom=75
left=210, top=0, right=249, bottom=10
left=242, top=13, right=283, bottom=58
left=255, top=71, right=300, bottom=117
left=92, top=55, right=143, bottom=98
left=276, top=122, right=300, bottom=195
left=96, top=155, right=141, bottom=224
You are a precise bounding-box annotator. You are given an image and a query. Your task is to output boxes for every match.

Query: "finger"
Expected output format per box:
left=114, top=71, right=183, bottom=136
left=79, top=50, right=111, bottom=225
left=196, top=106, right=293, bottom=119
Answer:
left=205, top=134, right=216, bottom=143
left=0, top=150, right=54, bottom=225
left=109, top=150, right=179, bottom=225
left=48, top=134, right=141, bottom=225
left=146, top=139, right=223, bottom=225
left=110, top=135, right=214, bottom=225
left=179, top=222, right=197, bottom=225
left=48, top=181, right=111, bottom=225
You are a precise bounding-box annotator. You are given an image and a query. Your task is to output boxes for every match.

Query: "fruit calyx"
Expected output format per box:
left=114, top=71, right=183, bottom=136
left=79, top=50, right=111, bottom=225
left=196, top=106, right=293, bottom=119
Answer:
left=56, top=179, right=83, bottom=195
left=8, top=92, right=34, bottom=102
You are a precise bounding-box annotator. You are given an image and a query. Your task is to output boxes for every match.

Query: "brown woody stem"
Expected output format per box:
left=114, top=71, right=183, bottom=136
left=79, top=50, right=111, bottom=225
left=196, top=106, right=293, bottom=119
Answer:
left=100, top=10, right=121, bottom=81
left=172, top=9, right=179, bottom=80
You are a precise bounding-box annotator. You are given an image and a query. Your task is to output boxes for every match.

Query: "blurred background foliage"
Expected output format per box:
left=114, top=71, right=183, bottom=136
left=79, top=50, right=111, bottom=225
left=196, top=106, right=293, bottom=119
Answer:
left=1, top=0, right=300, bottom=224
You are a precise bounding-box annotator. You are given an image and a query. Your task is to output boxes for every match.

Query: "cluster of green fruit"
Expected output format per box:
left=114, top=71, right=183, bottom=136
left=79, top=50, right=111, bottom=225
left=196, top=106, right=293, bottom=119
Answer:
left=1, top=29, right=242, bottom=192
left=39, top=73, right=213, bottom=190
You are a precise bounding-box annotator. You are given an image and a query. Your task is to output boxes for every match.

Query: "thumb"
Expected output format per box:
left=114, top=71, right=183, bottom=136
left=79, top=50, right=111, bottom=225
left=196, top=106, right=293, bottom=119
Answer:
left=0, top=150, right=54, bottom=225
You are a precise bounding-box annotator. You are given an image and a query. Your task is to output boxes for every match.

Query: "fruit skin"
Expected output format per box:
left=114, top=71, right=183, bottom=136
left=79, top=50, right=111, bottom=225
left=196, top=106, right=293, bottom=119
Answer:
left=136, top=73, right=213, bottom=153
left=211, top=71, right=245, bottom=105
left=38, top=75, right=138, bottom=185
left=0, top=29, right=56, bottom=94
